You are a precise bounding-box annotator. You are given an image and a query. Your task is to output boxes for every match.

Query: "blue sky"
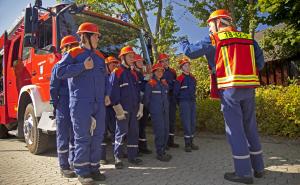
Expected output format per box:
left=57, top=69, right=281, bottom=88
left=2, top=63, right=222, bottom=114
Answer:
left=0, top=0, right=209, bottom=42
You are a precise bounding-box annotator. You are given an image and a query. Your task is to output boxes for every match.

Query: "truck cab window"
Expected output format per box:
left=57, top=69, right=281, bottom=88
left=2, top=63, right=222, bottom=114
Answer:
left=11, top=38, right=20, bottom=67
left=36, top=17, right=53, bottom=53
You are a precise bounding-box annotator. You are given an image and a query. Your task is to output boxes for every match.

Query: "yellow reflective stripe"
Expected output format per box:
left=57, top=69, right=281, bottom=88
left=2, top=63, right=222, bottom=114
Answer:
left=218, top=81, right=260, bottom=88
left=221, top=46, right=231, bottom=76
left=249, top=45, right=256, bottom=75
left=217, top=75, right=259, bottom=83
left=218, top=31, right=252, bottom=40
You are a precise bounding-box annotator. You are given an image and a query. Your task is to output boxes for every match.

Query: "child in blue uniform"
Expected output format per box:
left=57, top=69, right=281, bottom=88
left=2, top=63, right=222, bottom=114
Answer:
left=174, top=58, right=199, bottom=152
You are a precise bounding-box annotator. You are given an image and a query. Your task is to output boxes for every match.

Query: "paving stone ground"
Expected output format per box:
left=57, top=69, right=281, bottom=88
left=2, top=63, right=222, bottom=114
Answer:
left=0, top=131, right=299, bottom=185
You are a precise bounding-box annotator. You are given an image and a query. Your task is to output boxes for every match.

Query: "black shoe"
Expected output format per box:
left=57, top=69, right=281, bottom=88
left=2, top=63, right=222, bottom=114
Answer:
left=168, top=142, right=180, bottom=148
left=191, top=143, right=199, bottom=150
left=128, top=158, right=143, bottom=165
left=185, top=145, right=192, bottom=152
left=139, top=148, right=152, bottom=154
left=115, top=158, right=124, bottom=169
left=78, top=175, right=95, bottom=185
left=91, top=171, right=106, bottom=181
left=224, top=172, right=253, bottom=184
left=100, top=159, right=107, bottom=165
left=60, top=169, right=76, bottom=178
left=254, top=171, right=264, bottom=178
left=156, top=154, right=171, bottom=162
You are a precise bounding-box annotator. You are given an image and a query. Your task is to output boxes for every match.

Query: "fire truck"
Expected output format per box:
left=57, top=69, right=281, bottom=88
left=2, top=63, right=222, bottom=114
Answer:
left=0, top=1, right=152, bottom=154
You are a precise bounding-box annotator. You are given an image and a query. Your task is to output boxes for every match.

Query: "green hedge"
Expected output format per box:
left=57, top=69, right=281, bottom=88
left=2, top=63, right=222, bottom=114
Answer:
left=189, top=85, right=300, bottom=137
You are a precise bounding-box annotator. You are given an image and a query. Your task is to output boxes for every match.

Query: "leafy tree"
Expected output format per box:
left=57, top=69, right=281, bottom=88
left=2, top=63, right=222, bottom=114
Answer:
left=183, top=0, right=260, bottom=34
left=74, top=0, right=179, bottom=61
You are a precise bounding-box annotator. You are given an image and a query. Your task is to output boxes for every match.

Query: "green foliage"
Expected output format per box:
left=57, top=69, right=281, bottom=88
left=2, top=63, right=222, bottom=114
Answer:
left=256, top=85, right=300, bottom=137
left=258, top=0, right=300, bottom=60
left=185, top=0, right=259, bottom=33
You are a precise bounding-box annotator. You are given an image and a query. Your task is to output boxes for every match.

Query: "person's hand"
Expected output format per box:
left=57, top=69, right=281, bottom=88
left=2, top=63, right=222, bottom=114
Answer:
left=84, top=57, right=94, bottom=70
left=105, top=96, right=111, bottom=106
left=136, top=103, right=144, bottom=120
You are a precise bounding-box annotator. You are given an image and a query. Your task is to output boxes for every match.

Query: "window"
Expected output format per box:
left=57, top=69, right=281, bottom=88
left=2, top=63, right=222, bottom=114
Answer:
left=36, top=17, right=53, bottom=53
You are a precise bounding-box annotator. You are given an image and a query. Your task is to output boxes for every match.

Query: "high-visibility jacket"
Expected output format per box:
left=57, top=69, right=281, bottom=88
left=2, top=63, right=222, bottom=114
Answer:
left=212, top=30, right=260, bottom=89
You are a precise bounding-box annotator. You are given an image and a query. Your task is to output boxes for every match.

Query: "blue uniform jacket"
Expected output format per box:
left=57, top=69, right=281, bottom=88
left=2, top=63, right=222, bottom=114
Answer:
left=109, top=65, right=140, bottom=112
left=173, top=73, right=196, bottom=103
left=144, top=77, right=169, bottom=114
left=162, top=67, right=177, bottom=93
left=50, top=63, right=69, bottom=108
left=56, top=46, right=107, bottom=102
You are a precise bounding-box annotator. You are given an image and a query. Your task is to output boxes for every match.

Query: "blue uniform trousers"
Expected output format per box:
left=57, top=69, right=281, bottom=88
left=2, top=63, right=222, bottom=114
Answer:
left=169, top=96, right=177, bottom=137
left=151, top=110, right=169, bottom=156
left=220, top=89, right=264, bottom=177
left=100, top=107, right=116, bottom=161
left=56, top=95, right=74, bottom=170
left=70, top=99, right=106, bottom=176
left=138, top=107, right=149, bottom=150
left=179, top=101, right=196, bottom=145
left=114, top=109, right=139, bottom=160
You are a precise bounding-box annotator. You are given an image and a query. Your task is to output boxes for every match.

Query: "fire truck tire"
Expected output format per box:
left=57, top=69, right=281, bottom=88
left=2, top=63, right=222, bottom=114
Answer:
left=23, top=103, right=49, bottom=154
left=0, top=124, right=9, bottom=139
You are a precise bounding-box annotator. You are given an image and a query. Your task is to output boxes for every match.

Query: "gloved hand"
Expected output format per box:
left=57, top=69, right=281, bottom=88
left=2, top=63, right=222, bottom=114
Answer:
left=113, top=104, right=128, bottom=120
left=136, top=103, right=144, bottom=120
left=90, top=116, right=96, bottom=136
left=105, top=96, right=111, bottom=106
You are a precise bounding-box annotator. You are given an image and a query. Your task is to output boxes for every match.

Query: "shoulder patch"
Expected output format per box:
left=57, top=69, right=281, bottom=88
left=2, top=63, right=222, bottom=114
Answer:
left=69, top=46, right=85, bottom=58
left=177, top=74, right=185, bottom=84
left=95, top=50, right=105, bottom=59
left=148, top=79, right=157, bottom=87
left=115, top=67, right=124, bottom=79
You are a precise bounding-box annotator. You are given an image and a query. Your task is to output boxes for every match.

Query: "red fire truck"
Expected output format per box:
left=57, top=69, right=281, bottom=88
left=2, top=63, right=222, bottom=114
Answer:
left=0, top=1, right=152, bottom=154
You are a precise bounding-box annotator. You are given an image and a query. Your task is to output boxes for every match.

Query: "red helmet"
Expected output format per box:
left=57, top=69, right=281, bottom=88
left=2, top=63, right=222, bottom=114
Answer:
left=207, top=9, right=232, bottom=23
left=133, top=54, right=144, bottom=63
left=60, top=35, right=78, bottom=49
left=157, top=53, right=169, bottom=62
left=152, top=62, right=165, bottom=72
left=77, top=22, right=100, bottom=35
left=179, top=58, right=190, bottom=68
left=105, top=56, right=120, bottom=64
left=119, top=46, right=135, bottom=58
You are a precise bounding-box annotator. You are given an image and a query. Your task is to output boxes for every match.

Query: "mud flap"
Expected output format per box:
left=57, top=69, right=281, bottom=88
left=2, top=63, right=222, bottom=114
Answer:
left=37, top=112, right=56, bottom=132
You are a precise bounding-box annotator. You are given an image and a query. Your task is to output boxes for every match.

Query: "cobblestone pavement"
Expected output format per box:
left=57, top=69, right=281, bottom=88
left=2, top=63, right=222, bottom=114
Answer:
left=0, top=132, right=299, bottom=185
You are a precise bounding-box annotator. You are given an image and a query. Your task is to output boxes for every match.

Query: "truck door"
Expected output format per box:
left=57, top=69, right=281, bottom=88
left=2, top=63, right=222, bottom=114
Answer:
left=6, top=35, right=22, bottom=119
left=0, top=32, right=12, bottom=124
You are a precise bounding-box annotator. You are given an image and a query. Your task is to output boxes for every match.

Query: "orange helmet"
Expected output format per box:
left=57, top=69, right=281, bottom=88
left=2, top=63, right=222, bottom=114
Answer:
left=105, top=56, right=119, bottom=64
left=179, top=58, right=190, bottom=68
left=157, top=53, right=169, bottom=62
left=119, top=46, right=135, bottom=58
left=152, top=62, right=165, bottom=72
left=133, top=54, right=144, bottom=63
left=207, top=9, right=232, bottom=23
left=77, top=22, right=100, bottom=35
left=60, top=35, right=78, bottom=49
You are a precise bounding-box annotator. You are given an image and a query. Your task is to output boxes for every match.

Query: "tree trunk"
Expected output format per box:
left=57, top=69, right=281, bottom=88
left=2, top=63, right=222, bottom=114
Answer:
left=137, top=0, right=158, bottom=62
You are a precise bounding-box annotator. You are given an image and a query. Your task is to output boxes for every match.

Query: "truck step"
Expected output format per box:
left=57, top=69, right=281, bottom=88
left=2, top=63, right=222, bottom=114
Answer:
left=8, top=129, right=18, bottom=136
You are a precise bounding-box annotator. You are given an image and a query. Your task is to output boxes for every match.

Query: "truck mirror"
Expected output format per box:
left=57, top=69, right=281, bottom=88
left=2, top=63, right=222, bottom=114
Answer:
left=23, top=6, right=39, bottom=47
left=49, top=45, right=57, bottom=53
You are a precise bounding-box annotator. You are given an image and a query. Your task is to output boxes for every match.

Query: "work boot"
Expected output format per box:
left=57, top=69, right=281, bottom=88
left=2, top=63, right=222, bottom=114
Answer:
left=139, top=148, right=152, bottom=154
left=168, top=135, right=179, bottom=148
left=254, top=171, right=264, bottom=178
left=60, top=169, right=76, bottom=178
left=128, top=158, right=143, bottom=165
left=78, top=175, right=95, bottom=185
left=100, top=159, right=108, bottom=165
left=185, top=145, right=192, bottom=152
left=115, top=158, right=124, bottom=169
left=91, top=171, right=106, bottom=181
left=224, top=172, right=253, bottom=184
left=156, top=154, right=171, bottom=162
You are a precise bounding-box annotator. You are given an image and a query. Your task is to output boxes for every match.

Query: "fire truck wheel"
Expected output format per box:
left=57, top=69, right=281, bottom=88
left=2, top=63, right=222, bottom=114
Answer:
left=0, top=124, right=9, bottom=139
left=23, top=103, right=49, bottom=154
